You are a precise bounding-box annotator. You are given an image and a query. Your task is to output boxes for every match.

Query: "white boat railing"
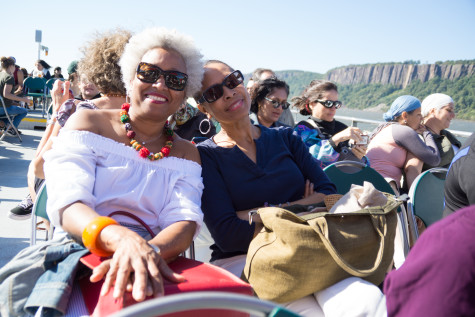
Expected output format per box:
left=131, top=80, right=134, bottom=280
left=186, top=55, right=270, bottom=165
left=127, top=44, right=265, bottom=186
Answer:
left=290, top=109, right=472, bottom=139
left=334, top=115, right=472, bottom=139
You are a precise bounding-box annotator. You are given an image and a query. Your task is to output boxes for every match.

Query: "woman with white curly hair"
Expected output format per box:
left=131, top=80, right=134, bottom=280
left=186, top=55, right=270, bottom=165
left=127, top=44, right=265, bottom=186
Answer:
left=0, top=27, right=205, bottom=316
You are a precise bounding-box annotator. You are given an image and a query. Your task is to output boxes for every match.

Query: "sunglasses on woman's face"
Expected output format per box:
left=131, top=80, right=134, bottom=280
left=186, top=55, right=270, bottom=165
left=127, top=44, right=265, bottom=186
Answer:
left=315, top=99, right=342, bottom=109
left=197, top=70, right=244, bottom=104
left=264, top=97, right=290, bottom=110
left=136, top=62, right=188, bottom=91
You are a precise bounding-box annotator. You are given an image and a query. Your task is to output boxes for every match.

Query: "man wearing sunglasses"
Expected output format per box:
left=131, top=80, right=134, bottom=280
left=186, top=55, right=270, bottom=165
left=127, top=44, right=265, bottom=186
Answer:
left=293, top=80, right=368, bottom=167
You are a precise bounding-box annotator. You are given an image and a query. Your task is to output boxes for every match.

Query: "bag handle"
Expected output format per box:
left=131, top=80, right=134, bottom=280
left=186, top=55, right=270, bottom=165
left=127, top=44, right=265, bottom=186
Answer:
left=309, top=214, right=386, bottom=277
left=108, top=211, right=155, bottom=237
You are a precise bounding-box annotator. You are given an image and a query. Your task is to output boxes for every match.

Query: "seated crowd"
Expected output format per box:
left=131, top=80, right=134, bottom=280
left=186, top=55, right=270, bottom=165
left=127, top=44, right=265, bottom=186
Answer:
left=1, top=26, right=474, bottom=317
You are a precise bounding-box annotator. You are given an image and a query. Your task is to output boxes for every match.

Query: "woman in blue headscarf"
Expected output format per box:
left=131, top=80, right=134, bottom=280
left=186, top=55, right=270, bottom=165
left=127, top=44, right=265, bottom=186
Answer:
left=366, top=95, right=440, bottom=191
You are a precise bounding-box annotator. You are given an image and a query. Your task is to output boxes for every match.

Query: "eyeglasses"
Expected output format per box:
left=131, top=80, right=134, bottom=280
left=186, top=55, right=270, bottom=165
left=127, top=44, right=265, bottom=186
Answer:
left=264, top=97, right=290, bottom=110
left=315, top=99, right=342, bottom=109
left=196, top=70, right=244, bottom=104
left=136, top=62, right=188, bottom=91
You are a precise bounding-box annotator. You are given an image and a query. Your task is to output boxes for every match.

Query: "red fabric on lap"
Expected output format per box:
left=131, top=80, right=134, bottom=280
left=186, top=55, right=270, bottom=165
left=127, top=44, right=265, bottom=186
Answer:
left=78, top=255, right=253, bottom=317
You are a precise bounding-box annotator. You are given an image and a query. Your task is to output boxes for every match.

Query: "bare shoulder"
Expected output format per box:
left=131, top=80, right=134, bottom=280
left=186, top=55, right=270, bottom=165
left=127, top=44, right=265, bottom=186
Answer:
left=172, top=135, right=201, bottom=165
left=63, top=108, right=116, bottom=136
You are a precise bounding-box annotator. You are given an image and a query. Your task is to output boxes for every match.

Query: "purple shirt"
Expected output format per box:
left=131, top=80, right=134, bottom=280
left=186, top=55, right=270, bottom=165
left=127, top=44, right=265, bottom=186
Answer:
left=384, top=204, right=475, bottom=316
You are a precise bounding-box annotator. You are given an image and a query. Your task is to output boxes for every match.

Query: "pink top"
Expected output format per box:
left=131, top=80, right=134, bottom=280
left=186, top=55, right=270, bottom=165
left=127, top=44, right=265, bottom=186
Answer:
left=367, top=126, right=407, bottom=186
left=367, top=123, right=440, bottom=188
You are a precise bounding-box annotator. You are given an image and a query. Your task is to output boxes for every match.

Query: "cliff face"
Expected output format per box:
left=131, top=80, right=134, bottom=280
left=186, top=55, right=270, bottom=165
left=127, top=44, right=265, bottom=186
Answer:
left=326, top=63, right=475, bottom=88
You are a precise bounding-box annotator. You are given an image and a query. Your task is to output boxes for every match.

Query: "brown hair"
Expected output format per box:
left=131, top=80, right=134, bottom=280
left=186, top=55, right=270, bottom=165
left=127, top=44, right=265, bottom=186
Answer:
left=0, top=57, right=15, bottom=70
left=292, top=80, right=338, bottom=115
left=77, top=28, right=131, bottom=95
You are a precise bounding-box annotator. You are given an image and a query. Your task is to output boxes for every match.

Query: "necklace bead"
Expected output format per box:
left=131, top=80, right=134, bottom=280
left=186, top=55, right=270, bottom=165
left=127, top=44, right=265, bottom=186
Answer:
left=120, top=103, right=173, bottom=161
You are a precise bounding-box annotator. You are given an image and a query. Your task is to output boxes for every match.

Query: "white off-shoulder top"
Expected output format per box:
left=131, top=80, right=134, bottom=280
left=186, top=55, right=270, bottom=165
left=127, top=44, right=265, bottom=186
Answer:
left=43, top=130, right=204, bottom=237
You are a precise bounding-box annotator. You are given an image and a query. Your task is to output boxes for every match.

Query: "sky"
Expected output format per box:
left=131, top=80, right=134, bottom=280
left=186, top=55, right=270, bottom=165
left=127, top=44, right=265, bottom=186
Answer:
left=2, top=0, right=474, bottom=76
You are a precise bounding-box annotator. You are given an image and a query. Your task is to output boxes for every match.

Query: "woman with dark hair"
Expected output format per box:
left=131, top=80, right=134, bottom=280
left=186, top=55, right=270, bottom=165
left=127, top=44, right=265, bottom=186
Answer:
left=0, top=57, right=31, bottom=135
left=195, top=60, right=385, bottom=317
left=293, top=80, right=367, bottom=167
left=32, top=60, right=51, bottom=79
left=366, top=95, right=440, bottom=190
left=249, top=78, right=290, bottom=128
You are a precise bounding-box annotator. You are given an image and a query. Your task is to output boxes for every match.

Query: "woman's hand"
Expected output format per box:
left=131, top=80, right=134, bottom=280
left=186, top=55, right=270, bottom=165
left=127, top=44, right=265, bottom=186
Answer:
left=304, top=179, right=315, bottom=198
left=351, top=144, right=367, bottom=160
left=332, top=127, right=363, bottom=146
left=51, top=80, right=71, bottom=116
left=92, top=229, right=184, bottom=302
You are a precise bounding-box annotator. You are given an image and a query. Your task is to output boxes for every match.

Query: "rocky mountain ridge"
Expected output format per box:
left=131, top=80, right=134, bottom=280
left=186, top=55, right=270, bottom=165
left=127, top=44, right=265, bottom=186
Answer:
left=326, top=63, right=474, bottom=88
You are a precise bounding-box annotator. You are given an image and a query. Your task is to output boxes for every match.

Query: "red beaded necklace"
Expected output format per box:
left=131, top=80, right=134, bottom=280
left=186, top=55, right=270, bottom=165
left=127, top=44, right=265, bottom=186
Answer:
left=120, top=103, right=174, bottom=161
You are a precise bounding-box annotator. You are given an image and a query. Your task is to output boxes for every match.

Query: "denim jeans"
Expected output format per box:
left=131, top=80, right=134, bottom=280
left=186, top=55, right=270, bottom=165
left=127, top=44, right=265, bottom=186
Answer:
left=0, top=236, right=89, bottom=317
left=0, top=105, right=28, bottom=128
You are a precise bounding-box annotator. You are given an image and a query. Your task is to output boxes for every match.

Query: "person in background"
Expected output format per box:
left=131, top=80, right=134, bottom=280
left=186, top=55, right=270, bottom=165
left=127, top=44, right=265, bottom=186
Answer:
left=248, top=67, right=295, bottom=127
left=443, top=133, right=475, bottom=215
left=366, top=95, right=440, bottom=191
left=293, top=80, right=367, bottom=167
left=420, top=93, right=461, bottom=171
left=52, top=66, right=64, bottom=79
left=32, top=60, right=51, bottom=80
left=249, top=78, right=290, bottom=128
left=67, top=60, right=81, bottom=98
left=77, top=73, right=101, bottom=101
left=8, top=56, right=24, bottom=96
left=0, top=57, right=31, bottom=137
left=384, top=204, right=475, bottom=317
left=171, top=101, right=216, bottom=141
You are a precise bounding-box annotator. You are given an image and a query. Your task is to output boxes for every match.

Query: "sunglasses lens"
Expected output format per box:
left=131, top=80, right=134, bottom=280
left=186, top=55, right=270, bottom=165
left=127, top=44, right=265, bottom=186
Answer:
left=165, top=72, right=188, bottom=91
left=137, top=63, right=160, bottom=83
left=224, top=71, right=244, bottom=89
left=282, top=103, right=290, bottom=110
left=203, top=85, right=224, bottom=103
left=335, top=101, right=342, bottom=109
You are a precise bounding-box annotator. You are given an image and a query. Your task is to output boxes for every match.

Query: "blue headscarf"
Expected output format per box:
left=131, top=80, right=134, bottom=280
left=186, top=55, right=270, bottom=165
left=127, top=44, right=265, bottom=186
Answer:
left=383, top=95, right=421, bottom=122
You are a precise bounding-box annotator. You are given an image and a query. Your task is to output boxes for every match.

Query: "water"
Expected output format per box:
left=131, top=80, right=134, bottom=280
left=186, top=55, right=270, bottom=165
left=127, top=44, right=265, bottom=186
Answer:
left=294, top=108, right=474, bottom=143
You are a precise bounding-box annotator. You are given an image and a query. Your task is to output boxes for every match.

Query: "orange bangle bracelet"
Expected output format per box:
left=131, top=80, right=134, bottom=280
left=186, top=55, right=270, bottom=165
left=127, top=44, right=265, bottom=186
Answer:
left=82, top=216, right=119, bottom=257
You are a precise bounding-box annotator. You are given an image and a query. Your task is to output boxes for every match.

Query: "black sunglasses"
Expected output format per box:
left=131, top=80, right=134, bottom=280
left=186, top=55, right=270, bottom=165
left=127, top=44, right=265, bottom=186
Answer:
left=264, top=97, right=290, bottom=110
left=196, top=70, right=244, bottom=104
left=136, top=62, right=188, bottom=91
left=315, top=99, right=342, bottom=109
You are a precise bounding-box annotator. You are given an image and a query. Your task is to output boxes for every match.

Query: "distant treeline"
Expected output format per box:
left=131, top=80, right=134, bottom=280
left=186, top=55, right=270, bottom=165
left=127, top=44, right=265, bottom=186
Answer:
left=250, top=61, right=474, bottom=121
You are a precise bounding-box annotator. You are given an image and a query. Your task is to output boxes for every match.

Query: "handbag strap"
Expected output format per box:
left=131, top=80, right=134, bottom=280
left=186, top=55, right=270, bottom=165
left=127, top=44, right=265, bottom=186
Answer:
left=309, top=214, right=386, bottom=277
left=107, top=211, right=155, bottom=237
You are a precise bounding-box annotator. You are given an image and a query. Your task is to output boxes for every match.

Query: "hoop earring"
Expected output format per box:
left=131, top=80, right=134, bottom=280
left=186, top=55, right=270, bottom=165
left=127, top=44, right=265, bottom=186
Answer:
left=199, top=118, right=212, bottom=135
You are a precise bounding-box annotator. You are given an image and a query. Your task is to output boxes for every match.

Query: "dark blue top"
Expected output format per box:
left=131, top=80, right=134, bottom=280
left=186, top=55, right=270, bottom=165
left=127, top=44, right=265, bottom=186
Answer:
left=198, top=125, right=337, bottom=261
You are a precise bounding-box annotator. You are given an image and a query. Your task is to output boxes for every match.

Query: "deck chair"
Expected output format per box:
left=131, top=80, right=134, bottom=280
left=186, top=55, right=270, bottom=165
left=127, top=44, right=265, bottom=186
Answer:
left=324, top=160, right=411, bottom=266
left=23, top=77, right=47, bottom=114
left=30, top=183, right=54, bottom=245
left=407, top=167, right=448, bottom=241
left=0, top=96, right=22, bottom=142
left=110, top=291, right=299, bottom=317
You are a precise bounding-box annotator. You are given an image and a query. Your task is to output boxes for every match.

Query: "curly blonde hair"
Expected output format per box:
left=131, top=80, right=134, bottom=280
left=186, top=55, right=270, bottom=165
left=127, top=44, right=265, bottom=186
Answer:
left=77, top=28, right=131, bottom=95
left=119, top=27, right=204, bottom=99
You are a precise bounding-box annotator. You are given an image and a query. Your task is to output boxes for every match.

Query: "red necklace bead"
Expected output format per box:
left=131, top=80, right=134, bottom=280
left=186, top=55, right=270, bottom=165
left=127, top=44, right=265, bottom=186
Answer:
left=120, top=103, right=173, bottom=161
